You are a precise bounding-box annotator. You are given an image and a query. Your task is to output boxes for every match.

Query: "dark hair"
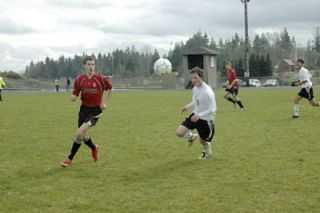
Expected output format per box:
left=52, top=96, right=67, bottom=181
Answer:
left=190, top=66, right=203, bottom=78
left=297, top=59, right=304, bottom=64
left=83, top=56, right=94, bottom=65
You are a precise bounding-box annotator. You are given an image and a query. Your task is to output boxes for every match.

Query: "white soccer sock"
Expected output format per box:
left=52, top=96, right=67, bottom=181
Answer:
left=183, top=131, right=193, bottom=140
left=203, top=143, right=212, bottom=155
left=293, top=104, right=300, bottom=116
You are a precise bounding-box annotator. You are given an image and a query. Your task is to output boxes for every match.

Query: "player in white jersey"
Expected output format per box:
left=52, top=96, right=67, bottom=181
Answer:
left=176, top=67, right=217, bottom=160
left=291, top=59, right=320, bottom=118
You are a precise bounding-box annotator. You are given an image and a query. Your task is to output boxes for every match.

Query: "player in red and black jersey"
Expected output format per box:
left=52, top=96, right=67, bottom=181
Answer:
left=223, top=61, right=244, bottom=110
left=61, top=56, right=113, bottom=167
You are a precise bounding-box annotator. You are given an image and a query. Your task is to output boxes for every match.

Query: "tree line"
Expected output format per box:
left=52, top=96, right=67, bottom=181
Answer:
left=24, top=27, right=320, bottom=79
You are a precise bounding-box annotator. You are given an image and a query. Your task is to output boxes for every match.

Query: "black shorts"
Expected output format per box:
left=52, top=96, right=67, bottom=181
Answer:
left=181, top=113, right=215, bottom=142
left=78, top=105, right=103, bottom=128
left=225, top=87, right=239, bottom=96
left=298, top=87, right=314, bottom=101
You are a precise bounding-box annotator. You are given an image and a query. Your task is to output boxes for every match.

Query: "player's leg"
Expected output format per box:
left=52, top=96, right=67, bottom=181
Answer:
left=293, top=95, right=303, bottom=118
left=198, top=139, right=212, bottom=160
left=82, top=129, right=100, bottom=162
left=234, top=88, right=244, bottom=110
left=306, top=88, right=320, bottom=107
left=309, top=99, right=320, bottom=106
left=61, top=107, right=89, bottom=167
left=63, top=123, right=90, bottom=165
left=0, top=89, right=2, bottom=101
left=197, top=120, right=214, bottom=160
left=81, top=110, right=102, bottom=161
left=176, top=114, right=198, bottom=146
left=176, top=125, right=197, bottom=146
left=224, top=89, right=235, bottom=104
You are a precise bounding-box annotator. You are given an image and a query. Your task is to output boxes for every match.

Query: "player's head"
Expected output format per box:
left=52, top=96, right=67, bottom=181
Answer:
left=296, top=59, right=304, bottom=69
left=297, top=58, right=304, bottom=69
left=83, top=56, right=95, bottom=74
left=225, top=61, right=232, bottom=70
left=190, top=67, right=203, bottom=87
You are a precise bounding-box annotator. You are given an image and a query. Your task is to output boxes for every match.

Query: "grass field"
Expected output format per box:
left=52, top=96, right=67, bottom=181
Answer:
left=0, top=88, right=320, bottom=212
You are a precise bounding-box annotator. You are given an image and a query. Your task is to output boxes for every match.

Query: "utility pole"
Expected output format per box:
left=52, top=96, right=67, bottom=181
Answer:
left=241, top=0, right=250, bottom=84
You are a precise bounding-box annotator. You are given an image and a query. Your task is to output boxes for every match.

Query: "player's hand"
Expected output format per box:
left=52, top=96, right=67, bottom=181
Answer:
left=191, top=114, right=200, bottom=123
left=70, top=95, right=77, bottom=102
left=100, top=103, right=106, bottom=110
left=291, top=81, right=297, bottom=87
left=181, top=107, right=188, bottom=114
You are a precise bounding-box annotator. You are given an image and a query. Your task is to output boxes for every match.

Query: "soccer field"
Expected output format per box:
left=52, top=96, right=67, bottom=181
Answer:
left=0, top=88, right=319, bottom=212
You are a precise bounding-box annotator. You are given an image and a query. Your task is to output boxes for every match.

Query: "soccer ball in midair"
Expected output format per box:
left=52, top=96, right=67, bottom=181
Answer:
left=153, top=58, right=172, bottom=76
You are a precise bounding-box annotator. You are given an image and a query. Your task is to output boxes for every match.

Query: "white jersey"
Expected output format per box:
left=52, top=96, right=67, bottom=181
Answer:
left=186, top=82, right=217, bottom=121
left=299, top=67, right=312, bottom=88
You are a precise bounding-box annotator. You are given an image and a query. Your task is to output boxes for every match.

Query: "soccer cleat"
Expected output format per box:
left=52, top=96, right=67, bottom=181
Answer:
left=61, top=158, right=72, bottom=167
left=92, top=144, right=100, bottom=162
left=187, top=134, right=198, bottom=147
left=198, top=151, right=212, bottom=160
left=240, top=108, right=245, bottom=111
left=292, top=115, right=299, bottom=119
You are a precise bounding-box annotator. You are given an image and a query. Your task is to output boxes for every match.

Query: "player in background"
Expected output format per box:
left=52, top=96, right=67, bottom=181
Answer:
left=0, top=75, right=5, bottom=101
left=223, top=61, right=244, bottom=110
left=66, top=77, right=72, bottom=92
left=291, top=59, right=320, bottom=118
left=55, top=79, right=60, bottom=92
left=176, top=67, right=216, bottom=160
left=61, top=56, right=113, bottom=167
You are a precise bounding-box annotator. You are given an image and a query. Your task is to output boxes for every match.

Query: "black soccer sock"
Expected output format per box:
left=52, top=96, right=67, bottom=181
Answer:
left=237, top=101, right=244, bottom=108
left=227, top=97, right=235, bottom=104
left=68, top=141, right=82, bottom=160
left=84, top=137, right=96, bottom=151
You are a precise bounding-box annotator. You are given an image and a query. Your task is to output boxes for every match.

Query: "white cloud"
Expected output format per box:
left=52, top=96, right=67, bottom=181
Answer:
left=0, top=0, right=319, bottom=72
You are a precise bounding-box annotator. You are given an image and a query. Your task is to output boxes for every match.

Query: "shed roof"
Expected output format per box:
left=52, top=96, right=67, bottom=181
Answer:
left=182, top=46, right=220, bottom=55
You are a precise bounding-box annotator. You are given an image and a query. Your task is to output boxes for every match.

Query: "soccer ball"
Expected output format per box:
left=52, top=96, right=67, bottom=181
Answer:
left=153, top=58, right=172, bottom=76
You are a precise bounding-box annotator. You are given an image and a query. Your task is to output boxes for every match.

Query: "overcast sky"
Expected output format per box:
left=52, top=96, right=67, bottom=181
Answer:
left=0, top=0, right=319, bottom=72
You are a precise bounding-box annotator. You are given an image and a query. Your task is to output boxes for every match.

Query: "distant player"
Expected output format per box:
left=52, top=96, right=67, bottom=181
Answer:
left=291, top=59, right=320, bottom=118
left=66, top=77, right=71, bottom=92
left=61, top=56, right=113, bottom=167
left=55, top=79, right=60, bottom=92
left=0, top=75, right=5, bottom=101
left=176, top=67, right=216, bottom=160
left=223, top=61, right=244, bottom=110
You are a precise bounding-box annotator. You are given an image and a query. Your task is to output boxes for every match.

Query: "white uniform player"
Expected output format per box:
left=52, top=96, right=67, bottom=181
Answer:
left=292, top=59, right=320, bottom=118
left=176, top=67, right=217, bottom=159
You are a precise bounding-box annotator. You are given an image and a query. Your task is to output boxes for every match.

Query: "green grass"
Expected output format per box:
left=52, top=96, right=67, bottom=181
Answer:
left=0, top=88, right=320, bottom=212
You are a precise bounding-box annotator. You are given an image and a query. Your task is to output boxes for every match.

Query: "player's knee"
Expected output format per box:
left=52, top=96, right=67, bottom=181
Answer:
left=75, top=131, right=85, bottom=141
left=310, top=100, right=319, bottom=106
left=176, top=129, right=184, bottom=137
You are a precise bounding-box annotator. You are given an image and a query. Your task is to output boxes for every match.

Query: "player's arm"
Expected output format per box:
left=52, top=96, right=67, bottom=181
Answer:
left=101, top=89, right=112, bottom=110
left=228, top=79, right=237, bottom=89
left=101, top=77, right=113, bottom=110
left=291, top=80, right=307, bottom=86
left=71, top=77, right=80, bottom=101
left=181, top=95, right=195, bottom=114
